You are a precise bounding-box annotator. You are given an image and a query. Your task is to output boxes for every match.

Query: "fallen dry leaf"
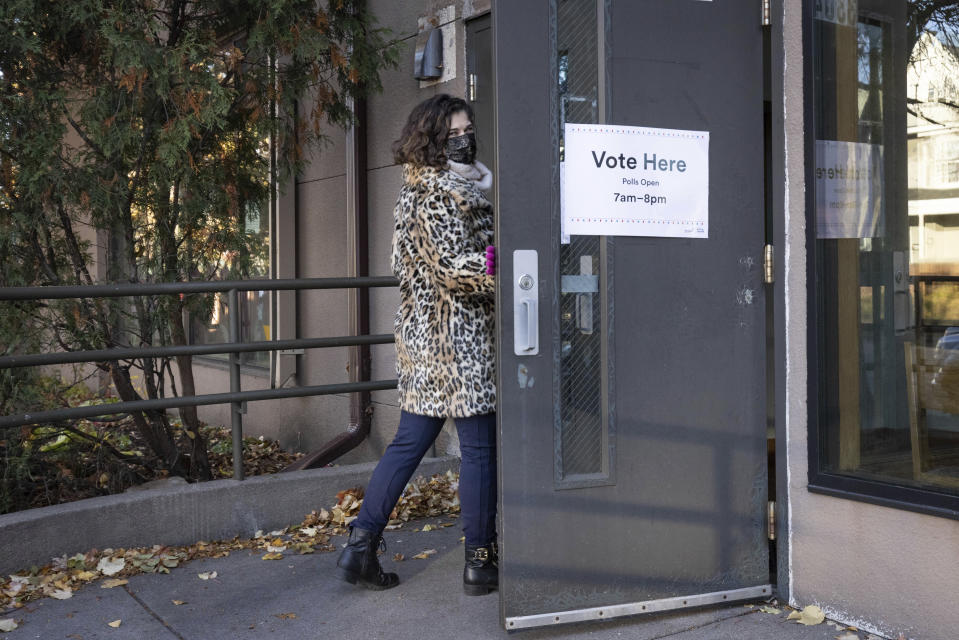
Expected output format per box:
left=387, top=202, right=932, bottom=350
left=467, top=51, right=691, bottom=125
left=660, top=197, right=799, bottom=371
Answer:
left=274, top=612, right=296, bottom=620
left=393, top=553, right=405, bottom=562
left=759, top=605, right=781, bottom=614
left=0, top=618, right=18, bottom=632
left=101, top=579, right=128, bottom=589
left=97, top=557, right=126, bottom=576
left=50, top=589, right=73, bottom=600
left=261, top=552, right=284, bottom=561
left=108, top=619, right=122, bottom=628
left=197, top=571, right=217, bottom=580
left=172, top=600, right=186, bottom=606
left=421, top=524, right=435, bottom=532
left=795, top=605, right=825, bottom=626
left=412, top=549, right=437, bottom=560
left=787, top=610, right=803, bottom=621
left=836, top=633, right=860, bottom=640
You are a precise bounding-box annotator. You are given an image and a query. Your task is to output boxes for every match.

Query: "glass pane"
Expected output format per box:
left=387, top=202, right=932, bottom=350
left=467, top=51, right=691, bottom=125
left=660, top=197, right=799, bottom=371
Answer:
left=814, top=2, right=959, bottom=496
left=557, top=0, right=608, bottom=483
left=191, top=198, right=271, bottom=368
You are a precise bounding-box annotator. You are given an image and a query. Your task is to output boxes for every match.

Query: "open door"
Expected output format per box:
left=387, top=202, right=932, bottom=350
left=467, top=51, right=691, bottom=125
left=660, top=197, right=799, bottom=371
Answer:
left=494, top=0, right=771, bottom=629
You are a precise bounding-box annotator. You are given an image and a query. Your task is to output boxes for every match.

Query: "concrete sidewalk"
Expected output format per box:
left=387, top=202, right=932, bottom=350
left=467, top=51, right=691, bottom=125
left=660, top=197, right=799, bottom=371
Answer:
left=1, top=514, right=879, bottom=640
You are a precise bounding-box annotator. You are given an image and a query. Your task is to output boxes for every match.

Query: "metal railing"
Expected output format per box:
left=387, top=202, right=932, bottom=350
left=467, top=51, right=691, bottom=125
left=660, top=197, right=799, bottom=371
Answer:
left=0, top=276, right=400, bottom=480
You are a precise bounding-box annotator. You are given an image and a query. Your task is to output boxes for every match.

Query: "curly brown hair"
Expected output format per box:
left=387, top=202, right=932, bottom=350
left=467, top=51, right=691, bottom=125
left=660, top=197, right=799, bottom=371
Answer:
left=392, top=94, right=474, bottom=167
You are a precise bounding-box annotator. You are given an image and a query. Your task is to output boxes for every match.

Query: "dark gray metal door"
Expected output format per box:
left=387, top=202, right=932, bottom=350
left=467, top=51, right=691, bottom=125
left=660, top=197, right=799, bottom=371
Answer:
left=494, top=0, right=770, bottom=630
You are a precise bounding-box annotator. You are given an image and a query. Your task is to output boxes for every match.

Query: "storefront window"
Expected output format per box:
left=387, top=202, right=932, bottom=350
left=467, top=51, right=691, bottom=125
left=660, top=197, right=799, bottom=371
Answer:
left=811, top=0, right=959, bottom=511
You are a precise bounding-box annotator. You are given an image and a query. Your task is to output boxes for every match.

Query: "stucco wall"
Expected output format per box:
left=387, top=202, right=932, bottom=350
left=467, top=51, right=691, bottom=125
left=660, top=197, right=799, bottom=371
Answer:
left=780, top=3, right=959, bottom=639
left=188, top=0, right=489, bottom=461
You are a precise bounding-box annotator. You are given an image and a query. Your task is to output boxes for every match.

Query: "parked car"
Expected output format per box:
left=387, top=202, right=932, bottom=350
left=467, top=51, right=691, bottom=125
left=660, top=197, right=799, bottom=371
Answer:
left=930, top=327, right=959, bottom=412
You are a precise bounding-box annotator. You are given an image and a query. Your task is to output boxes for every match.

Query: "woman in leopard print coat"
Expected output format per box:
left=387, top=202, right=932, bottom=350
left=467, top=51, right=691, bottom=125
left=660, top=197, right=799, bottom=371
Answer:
left=391, top=161, right=494, bottom=416
left=337, top=95, right=499, bottom=597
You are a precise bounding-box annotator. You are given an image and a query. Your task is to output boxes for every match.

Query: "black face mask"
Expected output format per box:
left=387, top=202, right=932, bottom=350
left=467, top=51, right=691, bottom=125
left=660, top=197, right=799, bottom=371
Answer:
left=445, top=132, right=477, bottom=164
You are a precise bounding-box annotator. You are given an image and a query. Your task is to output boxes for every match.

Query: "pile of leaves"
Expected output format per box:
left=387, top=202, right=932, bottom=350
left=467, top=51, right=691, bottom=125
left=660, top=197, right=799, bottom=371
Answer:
left=0, top=471, right=460, bottom=616
left=203, top=428, right=303, bottom=479
left=328, top=469, right=461, bottom=528
left=1, top=382, right=304, bottom=514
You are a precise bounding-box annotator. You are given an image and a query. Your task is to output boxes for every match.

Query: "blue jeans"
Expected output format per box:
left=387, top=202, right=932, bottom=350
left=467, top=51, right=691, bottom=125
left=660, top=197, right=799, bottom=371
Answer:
left=351, top=411, right=497, bottom=547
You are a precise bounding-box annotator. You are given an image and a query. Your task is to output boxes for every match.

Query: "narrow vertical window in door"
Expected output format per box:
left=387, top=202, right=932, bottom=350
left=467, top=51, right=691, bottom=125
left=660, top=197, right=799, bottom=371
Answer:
left=556, top=0, right=613, bottom=487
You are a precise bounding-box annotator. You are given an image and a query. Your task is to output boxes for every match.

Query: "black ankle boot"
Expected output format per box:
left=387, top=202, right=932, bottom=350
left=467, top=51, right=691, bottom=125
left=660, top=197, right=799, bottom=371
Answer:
left=463, top=544, right=498, bottom=596
left=335, top=526, right=399, bottom=590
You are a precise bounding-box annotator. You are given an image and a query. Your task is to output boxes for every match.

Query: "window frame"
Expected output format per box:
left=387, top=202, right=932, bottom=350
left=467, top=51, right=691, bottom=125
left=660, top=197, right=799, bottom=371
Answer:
left=189, top=284, right=272, bottom=375
left=804, top=0, right=959, bottom=521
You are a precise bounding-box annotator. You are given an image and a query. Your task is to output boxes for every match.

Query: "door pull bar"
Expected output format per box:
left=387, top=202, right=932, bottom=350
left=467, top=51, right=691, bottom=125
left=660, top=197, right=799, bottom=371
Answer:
left=522, top=298, right=538, bottom=351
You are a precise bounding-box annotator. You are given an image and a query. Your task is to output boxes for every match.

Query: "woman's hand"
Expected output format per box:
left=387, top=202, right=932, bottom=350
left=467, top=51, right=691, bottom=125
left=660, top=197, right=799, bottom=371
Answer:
left=485, top=245, right=496, bottom=276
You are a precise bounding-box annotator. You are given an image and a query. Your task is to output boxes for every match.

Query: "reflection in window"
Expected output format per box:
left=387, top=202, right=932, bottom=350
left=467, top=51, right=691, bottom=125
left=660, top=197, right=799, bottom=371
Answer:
left=187, top=39, right=272, bottom=369
left=814, top=3, right=959, bottom=497
left=190, top=199, right=271, bottom=368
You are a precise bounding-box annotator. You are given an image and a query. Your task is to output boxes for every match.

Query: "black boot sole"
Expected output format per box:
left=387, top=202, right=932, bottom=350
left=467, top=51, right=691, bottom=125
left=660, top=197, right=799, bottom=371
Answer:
left=336, top=566, right=400, bottom=591
left=463, top=582, right=497, bottom=596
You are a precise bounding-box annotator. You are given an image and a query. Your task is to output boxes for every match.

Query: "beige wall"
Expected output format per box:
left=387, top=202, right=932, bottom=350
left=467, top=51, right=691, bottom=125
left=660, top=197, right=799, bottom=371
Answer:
left=780, top=3, right=959, bottom=639
left=190, top=0, right=490, bottom=460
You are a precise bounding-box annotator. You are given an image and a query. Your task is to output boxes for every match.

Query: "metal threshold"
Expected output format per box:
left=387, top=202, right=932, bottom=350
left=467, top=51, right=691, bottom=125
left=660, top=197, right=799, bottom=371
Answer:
left=504, top=584, right=773, bottom=630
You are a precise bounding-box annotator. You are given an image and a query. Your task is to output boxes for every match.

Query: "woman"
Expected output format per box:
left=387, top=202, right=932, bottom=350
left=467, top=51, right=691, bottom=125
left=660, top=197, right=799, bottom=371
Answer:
left=335, top=94, right=498, bottom=596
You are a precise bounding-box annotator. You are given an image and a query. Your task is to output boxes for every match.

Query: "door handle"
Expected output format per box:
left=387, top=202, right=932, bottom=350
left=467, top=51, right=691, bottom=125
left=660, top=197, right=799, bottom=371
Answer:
left=513, top=250, right=539, bottom=355
left=522, top=298, right=538, bottom=352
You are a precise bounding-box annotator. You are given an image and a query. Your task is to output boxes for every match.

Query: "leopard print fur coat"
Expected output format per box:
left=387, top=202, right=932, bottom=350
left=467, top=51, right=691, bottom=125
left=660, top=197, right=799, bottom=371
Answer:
left=391, top=164, right=495, bottom=417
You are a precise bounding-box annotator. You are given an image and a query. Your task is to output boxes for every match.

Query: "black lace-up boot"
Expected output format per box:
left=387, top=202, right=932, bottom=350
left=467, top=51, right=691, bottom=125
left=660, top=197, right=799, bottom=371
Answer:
left=463, top=544, right=498, bottom=595
left=335, top=526, right=399, bottom=590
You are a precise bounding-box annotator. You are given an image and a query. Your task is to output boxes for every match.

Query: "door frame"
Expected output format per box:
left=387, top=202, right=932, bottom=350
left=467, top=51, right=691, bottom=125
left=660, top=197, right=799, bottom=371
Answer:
left=770, top=0, right=793, bottom=603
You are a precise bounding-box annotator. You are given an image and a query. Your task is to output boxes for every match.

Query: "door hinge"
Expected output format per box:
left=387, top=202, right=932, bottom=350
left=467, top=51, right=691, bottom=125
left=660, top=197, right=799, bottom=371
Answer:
left=767, top=500, right=776, bottom=540
left=763, top=244, right=775, bottom=284
left=762, top=0, right=771, bottom=26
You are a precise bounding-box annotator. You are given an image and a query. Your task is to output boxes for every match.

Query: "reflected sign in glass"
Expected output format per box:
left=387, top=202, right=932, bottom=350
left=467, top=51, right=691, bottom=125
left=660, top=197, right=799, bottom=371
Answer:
left=815, top=139, right=884, bottom=238
left=814, top=0, right=858, bottom=27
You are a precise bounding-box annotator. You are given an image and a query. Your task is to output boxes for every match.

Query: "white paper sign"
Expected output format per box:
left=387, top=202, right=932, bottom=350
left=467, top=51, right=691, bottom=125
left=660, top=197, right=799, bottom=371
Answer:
left=563, top=123, right=709, bottom=239
left=815, top=139, right=883, bottom=239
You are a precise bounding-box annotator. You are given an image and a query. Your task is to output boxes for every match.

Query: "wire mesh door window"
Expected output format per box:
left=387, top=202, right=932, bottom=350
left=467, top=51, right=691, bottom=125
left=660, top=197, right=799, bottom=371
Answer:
left=556, top=0, right=612, bottom=486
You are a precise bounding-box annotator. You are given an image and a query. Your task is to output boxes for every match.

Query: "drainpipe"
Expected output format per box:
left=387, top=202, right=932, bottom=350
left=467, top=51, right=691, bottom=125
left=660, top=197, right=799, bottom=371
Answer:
left=284, top=93, right=371, bottom=471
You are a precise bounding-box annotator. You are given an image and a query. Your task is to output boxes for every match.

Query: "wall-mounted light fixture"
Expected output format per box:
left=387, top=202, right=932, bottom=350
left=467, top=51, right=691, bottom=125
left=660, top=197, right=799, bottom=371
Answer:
left=414, top=28, right=444, bottom=80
